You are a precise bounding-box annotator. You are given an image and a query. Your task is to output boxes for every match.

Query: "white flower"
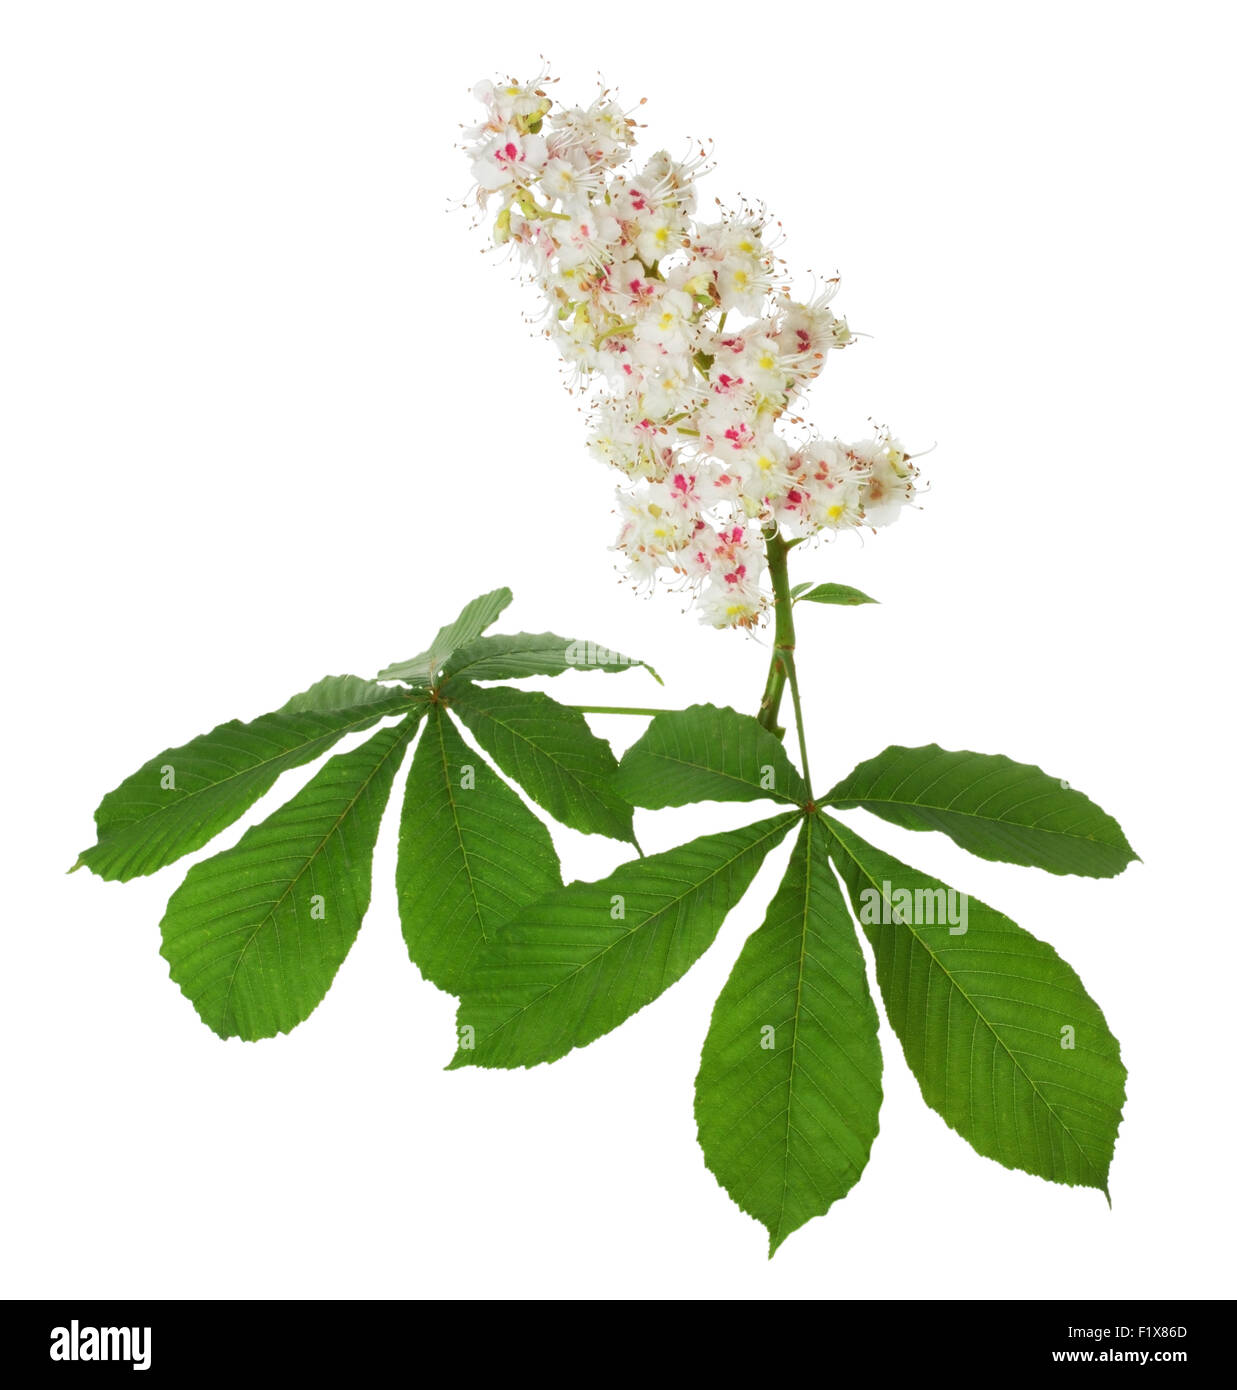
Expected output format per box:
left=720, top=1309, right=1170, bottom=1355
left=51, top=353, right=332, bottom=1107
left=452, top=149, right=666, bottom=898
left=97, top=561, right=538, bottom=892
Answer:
left=472, top=79, right=551, bottom=130
left=633, top=287, right=697, bottom=358
left=640, top=362, right=699, bottom=419
left=471, top=127, right=548, bottom=193
left=614, top=482, right=701, bottom=582
left=550, top=98, right=635, bottom=168
left=697, top=525, right=768, bottom=627
left=699, top=221, right=775, bottom=315
left=739, top=331, right=794, bottom=400
left=741, top=433, right=795, bottom=504
left=855, top=434, right=918, bottom=527
left=698, top=581, right=766, bottom=629
left=539, top=154, right=604, bottom=210
left=556, top=210, right=623, bottom=270
left=589, top=404, right=675, bottom=480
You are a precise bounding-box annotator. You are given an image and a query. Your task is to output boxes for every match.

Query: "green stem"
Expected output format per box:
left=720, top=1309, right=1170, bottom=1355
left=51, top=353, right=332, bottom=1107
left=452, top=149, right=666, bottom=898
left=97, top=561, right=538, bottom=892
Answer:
left=757, top=527, right=794, bottom=736
left=756, top=526, right=813, bottom=795
left=595, top=321, right=635, bottom=344
left=569, top=705, right=675, bottom=717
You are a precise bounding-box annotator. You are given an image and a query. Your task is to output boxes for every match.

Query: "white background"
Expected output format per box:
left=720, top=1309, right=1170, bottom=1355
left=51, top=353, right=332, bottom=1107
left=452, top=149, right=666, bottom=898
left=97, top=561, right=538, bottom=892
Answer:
left=2, top=1, right=1233, bottom=1300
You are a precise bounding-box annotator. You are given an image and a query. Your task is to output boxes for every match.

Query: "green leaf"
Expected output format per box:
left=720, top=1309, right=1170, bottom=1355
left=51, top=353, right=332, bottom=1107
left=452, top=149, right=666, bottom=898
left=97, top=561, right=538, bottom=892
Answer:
left=794, top=583, right=878, bottom=606
left=377, top=587, right=513, bottom=684
left=824, top=743, right=1138, bottom=878
left=278, top=673, right=406, bottom=715
left=616, top=703, right=809, bottom=809
left=160, top=713, right=423, bottom=1040
left=448, top=682, right=636, bottom=843
left=75, top=681, right=420, bottom=881
left=441, top=631, right=661, bottom=686
left=696, top=816, right=882, bottom=1255
left=822, top=812, right=1125, bottom=1194
left=396, top=706, right=562, bottom=994
left=451, top=812, right=800, bottom=1069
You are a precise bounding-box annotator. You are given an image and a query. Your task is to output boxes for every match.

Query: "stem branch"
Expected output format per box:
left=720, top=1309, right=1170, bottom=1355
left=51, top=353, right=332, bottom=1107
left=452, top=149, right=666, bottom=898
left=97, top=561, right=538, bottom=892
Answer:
left=756, top=525, right=812, bottom=795
left=757, top=528, right=794, bottom=736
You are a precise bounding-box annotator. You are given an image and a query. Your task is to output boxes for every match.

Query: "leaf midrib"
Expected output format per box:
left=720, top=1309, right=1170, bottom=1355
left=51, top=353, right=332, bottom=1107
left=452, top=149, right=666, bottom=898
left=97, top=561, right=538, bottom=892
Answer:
left=775, top=819, right=813, bottom=1247
left=630, top=746, right=803, bottom=805
left=97, top=696, right=413, bottom=844
left=453, top=686, right=627, bottom=826
left=429, top=708, right=492, bottom=944
left=825, top=787, right=1119, bottom=851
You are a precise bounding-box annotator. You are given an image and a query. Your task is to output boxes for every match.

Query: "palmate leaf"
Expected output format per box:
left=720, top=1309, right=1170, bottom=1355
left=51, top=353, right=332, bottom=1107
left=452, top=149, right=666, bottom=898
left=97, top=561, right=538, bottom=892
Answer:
left=450, top=813, right=800, bottom=1070
left=377, top=588, right=512, bottom=684
left=616, top=704, right=809, bottom=809
left=825, top=743, right=1138, bottom=878
left=448, top=682, right=636, bottom=843
left=396, top=705, right=562, bottom=994
left=696, top=815, right=882, bottom=1255
left=822, top=812, right=1126, bottom=1194
left=441, top=631, right=661, bottom=686
left=75, top=677, right=421, bottom=881
left=160, top=712, right=423, bottom=1040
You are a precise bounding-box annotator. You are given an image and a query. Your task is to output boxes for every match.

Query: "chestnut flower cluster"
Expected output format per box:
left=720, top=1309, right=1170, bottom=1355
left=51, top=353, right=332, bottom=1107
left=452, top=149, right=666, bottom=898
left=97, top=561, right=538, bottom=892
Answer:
left=466, top=76, right=921, bottom=628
